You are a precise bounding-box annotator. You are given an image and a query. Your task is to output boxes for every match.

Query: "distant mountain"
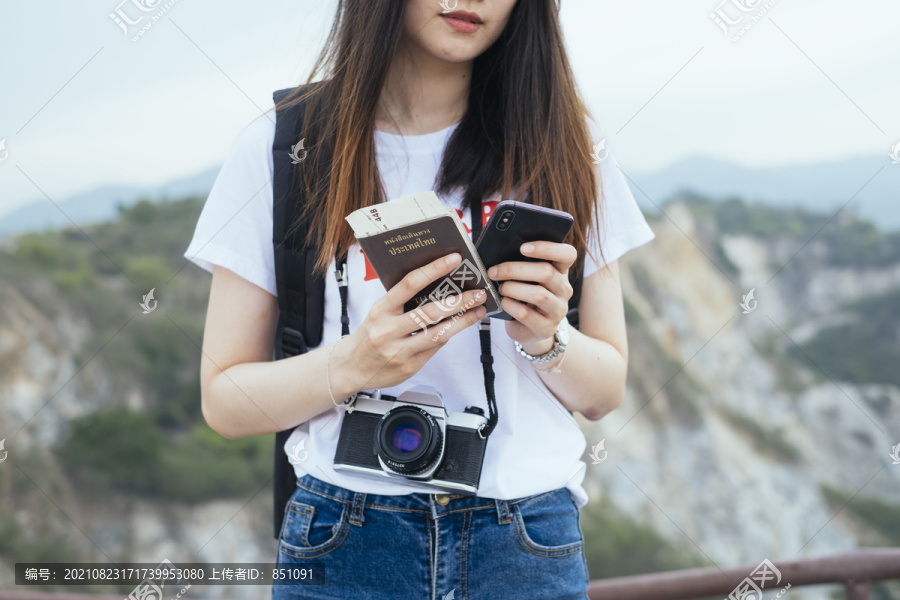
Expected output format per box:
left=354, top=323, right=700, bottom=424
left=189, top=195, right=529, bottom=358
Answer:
left=629, top=154, right=900, bottom=231
left=0, top=166, right=220, bottom=241
left=2, top=153, right=897, bottom=241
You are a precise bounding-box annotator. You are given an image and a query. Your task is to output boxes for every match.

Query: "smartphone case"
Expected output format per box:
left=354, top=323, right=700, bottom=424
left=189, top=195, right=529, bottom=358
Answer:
left=474, top=201, right=574, bottom=321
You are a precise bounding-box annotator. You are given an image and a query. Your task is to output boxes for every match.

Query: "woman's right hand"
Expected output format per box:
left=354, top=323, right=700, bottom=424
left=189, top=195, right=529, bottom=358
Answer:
left=330, top=252, right=488, bottom=395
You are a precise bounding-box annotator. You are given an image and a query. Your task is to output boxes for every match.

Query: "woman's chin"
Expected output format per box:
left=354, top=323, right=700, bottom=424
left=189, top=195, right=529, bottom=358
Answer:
left=427, top=41, right=488, bottom=64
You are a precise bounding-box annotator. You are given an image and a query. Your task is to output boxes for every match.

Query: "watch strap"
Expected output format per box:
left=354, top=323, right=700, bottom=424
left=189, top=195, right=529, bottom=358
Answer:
left=515, top=338, right=565, bottom=363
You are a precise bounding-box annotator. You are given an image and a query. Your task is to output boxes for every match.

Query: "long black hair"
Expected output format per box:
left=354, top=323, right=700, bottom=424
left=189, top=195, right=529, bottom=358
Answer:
left=277, top=0, right=603, bottom=276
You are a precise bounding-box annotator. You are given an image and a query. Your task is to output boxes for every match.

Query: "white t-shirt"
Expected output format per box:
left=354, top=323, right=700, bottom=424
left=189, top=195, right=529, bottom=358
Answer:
left=183, top=107, right=655, bottom=509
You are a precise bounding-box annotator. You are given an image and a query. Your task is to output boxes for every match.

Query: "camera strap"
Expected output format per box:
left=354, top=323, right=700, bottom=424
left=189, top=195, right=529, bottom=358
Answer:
left=335, top=241, right=350, bottom=337
left=470, top=197, right=498, bottom=439
left=332, top=196, right=499, bottom=439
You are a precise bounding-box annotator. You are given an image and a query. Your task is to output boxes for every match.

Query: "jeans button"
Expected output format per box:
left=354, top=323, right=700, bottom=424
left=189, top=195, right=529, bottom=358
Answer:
left=434, top=494, right=450, bottom=506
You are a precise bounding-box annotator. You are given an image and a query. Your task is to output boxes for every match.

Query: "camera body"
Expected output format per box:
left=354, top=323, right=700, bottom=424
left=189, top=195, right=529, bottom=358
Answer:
left=333, top=385, right=489, bottom=494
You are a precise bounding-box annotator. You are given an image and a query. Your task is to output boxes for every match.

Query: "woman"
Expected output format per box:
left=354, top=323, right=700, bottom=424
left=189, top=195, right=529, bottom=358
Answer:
left=184, top=1, right=654, bottom=598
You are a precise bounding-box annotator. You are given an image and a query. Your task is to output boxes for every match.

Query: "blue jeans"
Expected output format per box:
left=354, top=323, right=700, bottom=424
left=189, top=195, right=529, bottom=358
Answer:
left=273, top=473, right=590, bottom=599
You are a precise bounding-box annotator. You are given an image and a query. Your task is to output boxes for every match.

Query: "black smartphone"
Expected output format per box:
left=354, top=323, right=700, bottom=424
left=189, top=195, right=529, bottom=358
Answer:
left=474, top=200, right=574, bottom=320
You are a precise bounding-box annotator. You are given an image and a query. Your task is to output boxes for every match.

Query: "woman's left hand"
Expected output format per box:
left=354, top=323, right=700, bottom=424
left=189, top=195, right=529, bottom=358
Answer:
left=487, top=241, right=578, bottom=353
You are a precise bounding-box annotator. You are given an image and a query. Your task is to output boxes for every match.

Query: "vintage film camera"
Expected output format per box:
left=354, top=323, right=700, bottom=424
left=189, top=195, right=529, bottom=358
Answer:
left=333, top=385, right=488, bottom=494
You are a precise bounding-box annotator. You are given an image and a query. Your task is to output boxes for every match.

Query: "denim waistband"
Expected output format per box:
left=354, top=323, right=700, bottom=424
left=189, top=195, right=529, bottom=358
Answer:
left=294, top=473, right=573, bottom=526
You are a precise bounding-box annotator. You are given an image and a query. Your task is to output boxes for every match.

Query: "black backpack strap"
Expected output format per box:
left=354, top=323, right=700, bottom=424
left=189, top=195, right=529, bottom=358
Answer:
left=271, top=82, right=330, bottom=539
left=565, top=249, right=584, bottom=331
left=272, top=84, right=329, bottom=356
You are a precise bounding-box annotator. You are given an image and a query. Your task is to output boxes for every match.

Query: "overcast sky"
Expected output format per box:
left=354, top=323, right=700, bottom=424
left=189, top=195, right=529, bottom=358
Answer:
left=1, top=0, right=897, bottom=218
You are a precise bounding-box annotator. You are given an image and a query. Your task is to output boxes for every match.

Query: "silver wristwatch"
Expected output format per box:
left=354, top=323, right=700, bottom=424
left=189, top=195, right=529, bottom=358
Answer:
left=515, top=316, right=570, bottom=363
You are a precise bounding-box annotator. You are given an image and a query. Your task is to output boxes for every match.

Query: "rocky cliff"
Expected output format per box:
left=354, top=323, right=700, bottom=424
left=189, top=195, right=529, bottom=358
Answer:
left=577, top=198, right=900, bottom=596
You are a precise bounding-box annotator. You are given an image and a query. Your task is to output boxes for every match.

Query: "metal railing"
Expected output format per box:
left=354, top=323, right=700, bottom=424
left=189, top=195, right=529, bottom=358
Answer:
left=588, top=547, right=900, bottom=600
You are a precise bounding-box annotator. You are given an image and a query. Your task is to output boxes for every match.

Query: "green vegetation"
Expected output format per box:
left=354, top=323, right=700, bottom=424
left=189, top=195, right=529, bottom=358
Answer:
left=55, top=407, right=273, bottom=503
left=2, top=197, right=206, bottom=310
left=582, top=496, right=709, bottom=578
left=99, top=315, right=205, bottom=429
left=829, top=583, right=900, bottom=600
left=770, top=354, right=810, bottom=394
left=820, top=485, right=900, bottom=599
left=622, top=268, right=705, bottom=427
left=622, top=294, right=643, bottom=324
left=680, top=195, right=900, bottom=267
left=750, top=334, right=809, bottom=393
left=676, top=195, right=900, bottom=391
left=2, top=198, right=210, bottom=431
left=1, top=197, right=276, bottom=507
left=822, top=484, right=900, bottom=545
left=700, top=196, right=823, bottom=239
left=623, top=298, right=704, bottom=427
left=717, top=407, right=802, bottom=463
left=712, top=238, right=740, bottom=278
left=795, top=290, right=900, bottom=388
left=0, top=504, right=137, bottom=595
left=0, top=512, right=79, bottom=564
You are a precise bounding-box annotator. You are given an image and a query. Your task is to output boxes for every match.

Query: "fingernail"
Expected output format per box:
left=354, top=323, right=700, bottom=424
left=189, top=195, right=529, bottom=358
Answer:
left=488, top=266, right=498, bottom=278
left=476, top=306, right=487, bottom=318
left=521, top=243, right=534, bottom=254
left=445, top=253, right=460, bottom=265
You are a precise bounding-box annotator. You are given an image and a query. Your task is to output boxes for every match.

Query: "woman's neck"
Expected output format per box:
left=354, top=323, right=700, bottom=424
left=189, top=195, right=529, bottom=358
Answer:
left=375, top=43, right=472, bottom=136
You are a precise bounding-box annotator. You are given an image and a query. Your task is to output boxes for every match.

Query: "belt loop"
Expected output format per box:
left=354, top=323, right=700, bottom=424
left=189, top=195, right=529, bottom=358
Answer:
left=349, top=492, right=366, bottom=526
left=495, top=498, right=513, bottom=525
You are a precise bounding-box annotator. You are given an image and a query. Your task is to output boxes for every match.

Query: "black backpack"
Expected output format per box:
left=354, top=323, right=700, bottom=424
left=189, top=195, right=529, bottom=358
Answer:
left=269, top=82, right=586, bottom=539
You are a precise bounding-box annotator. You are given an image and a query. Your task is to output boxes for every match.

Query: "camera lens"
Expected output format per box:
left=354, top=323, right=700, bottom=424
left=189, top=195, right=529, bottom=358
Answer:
left=496, top=210, right=515, bottom=231
left=375, top=406, right=443, bottom=475
left=391, top=422, right=423, bottom=453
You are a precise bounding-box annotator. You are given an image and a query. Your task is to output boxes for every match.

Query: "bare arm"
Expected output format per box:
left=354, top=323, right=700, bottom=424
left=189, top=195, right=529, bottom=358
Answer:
left=199, top=265, right=340, bottom=439
left=523, top=261, right=628, bottom=421
left=199, top=253, right=488, bottom=439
